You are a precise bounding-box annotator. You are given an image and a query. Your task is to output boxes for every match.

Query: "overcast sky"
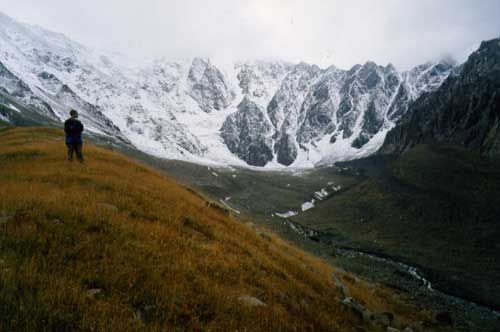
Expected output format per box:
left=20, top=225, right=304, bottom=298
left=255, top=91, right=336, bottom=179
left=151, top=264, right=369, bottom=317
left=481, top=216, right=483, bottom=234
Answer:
left=1, top=0, right=499, bottom=69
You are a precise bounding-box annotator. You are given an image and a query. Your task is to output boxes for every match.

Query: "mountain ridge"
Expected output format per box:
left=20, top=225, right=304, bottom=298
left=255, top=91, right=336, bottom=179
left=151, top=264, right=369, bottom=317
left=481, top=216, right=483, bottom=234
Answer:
left=0, top=12, right=454, bottom=168
left=380, top=37, right=500, bottom=157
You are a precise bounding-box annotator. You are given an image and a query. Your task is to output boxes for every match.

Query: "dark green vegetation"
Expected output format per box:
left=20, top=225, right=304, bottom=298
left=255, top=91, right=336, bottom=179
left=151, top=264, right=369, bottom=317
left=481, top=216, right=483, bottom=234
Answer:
left=298, top=145, right=500, bottom=311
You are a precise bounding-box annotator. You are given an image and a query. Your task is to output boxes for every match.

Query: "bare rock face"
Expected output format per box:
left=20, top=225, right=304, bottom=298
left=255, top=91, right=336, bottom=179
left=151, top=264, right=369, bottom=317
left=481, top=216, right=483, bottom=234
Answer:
left=275, top=132, right=298, bottom=166
left=338, top=62, right=400, bottom=148
left=53, top=82, right=127, bottom=142
left=381, top=38, right=500, bottom=157
left=0, top=61, right=57, bottom=119
left=187, top=58, right=235, bottom=113
left=221, top=96, right=274, bottom=166
left=236, top=61, right=291, bottom=103
left=267, top=63, right=322, bottom=166
left=297, top=66, right=345, bottom=144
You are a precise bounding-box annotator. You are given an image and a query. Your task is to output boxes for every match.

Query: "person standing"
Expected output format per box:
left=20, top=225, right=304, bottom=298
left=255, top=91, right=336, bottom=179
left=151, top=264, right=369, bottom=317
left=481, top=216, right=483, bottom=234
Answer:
left=64, top=110, right=84, bottom=162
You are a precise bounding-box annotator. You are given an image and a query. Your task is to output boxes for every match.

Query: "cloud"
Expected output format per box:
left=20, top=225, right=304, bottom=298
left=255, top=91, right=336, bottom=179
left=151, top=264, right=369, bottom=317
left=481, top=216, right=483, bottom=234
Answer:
left=1, top=0, right=499, bottom=69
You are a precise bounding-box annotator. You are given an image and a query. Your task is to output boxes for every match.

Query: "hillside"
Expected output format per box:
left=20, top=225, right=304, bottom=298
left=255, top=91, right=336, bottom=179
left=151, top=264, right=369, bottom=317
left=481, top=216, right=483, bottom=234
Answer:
left=0, top=127, right=445, bottom=332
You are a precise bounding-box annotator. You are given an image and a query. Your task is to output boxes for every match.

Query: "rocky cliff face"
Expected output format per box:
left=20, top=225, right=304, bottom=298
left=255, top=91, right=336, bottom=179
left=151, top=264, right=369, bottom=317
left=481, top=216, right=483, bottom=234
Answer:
left=297, top=65, right=345, bottom=145
left=380, top=38, right=500, bottom=157
left=268, top=63, right=323, bottom=165
left=0, top=61, right=57, bottom=119
left=222, top=59, right=453, bottom=166
left=235, top=60, right=292, bottom=108
left=221, top=97, right=274, bottom=166
left=187, top=58, right=235, bottom=112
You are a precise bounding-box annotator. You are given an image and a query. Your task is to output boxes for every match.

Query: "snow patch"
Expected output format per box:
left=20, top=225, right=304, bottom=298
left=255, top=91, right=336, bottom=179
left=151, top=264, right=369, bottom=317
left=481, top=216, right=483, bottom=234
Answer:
left=301, top=200, right=315, bottom=212
left=0, top=111, right=8, bottom=122
left=8, top=104, right=21, bottom=112
left=275, top=211, right=298, bottom=218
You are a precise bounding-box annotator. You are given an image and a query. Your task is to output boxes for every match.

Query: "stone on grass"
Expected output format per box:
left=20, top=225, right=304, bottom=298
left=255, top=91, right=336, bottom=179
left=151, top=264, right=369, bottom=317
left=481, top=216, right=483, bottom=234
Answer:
left=86, top=288, right=103, bottom=298
left=332, top=272, right=350, bottom=298
left=386, top=327, right=401, bottom=332
left=239, top=295, right=266, bottom=307
left=341, top=297, right=366, bottom=322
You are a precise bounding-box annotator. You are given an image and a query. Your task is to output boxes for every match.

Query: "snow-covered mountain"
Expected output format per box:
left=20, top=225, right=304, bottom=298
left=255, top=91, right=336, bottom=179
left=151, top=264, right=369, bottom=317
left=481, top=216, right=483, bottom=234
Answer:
left=220, top=59, right=454, bottom=167
left=0, top=12, right=454, bottom=168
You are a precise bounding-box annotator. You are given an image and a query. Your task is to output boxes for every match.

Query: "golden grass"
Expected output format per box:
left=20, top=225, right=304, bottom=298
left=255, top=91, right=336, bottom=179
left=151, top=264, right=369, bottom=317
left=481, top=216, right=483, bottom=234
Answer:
left=0, top=127, right=440, bottom=331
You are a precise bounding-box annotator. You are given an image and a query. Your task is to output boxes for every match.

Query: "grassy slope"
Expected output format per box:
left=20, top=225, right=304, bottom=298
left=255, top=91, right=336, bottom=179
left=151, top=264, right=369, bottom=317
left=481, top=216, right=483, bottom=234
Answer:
left=0, top=127, right=441, bottom=332
left=293, top=145, right=500, bottom=310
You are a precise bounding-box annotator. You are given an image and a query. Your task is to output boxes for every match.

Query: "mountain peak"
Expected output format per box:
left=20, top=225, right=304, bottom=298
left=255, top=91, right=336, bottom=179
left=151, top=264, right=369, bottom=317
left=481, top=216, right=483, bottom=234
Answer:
left=363, top=60, right=378, bottom=68
left=478, top=36, right=500, bottom=51
left=187, top=57, right=235, bottom=112
left=437, top=55, right=458, bottom=68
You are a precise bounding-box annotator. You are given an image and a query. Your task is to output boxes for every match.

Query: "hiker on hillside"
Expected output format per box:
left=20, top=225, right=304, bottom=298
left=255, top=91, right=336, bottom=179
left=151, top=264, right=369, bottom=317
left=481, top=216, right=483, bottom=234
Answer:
left=64, top=109, right=84, bottom=162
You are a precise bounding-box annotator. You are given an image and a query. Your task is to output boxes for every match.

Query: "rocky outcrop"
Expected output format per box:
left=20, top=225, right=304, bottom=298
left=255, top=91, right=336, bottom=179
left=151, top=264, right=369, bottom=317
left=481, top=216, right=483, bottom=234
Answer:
left=221, top=97, right=274, bottom=166
left=339, top=62, right=400, bottom=147
left=297, top=66, right=344, bottom=144
left=386, top=60, right=457, bottom=122
left=51, top=80, right=127, bottom=142
left=268, top=62, right=322, bottom=130
left=187, top=58, right=235, bottom=112
left=238, top=295, right=267, bottom=307
left=235, top=60, right=292, bottom=110
left=125, top=103, right=206, bottom=156
left=268, top=63, right=322, bottom=165
left=0, top=62, right=57, bottom=119
left=380, top=38, right=500, bottom=156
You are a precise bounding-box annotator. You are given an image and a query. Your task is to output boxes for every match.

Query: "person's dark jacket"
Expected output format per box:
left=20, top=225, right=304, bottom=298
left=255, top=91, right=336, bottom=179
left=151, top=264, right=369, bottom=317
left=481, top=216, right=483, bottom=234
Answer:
left=64, top=118, right=84, bottom=145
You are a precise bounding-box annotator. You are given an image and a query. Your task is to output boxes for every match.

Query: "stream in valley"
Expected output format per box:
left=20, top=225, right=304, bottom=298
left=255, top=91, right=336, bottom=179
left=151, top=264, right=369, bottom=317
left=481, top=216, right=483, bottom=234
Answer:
left=282, top=219, right=500, bottom=332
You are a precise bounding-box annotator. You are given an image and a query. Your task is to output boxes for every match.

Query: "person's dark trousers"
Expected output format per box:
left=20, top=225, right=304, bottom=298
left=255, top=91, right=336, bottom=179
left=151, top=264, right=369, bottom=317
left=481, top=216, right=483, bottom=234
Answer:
left=67, top=143, right=84, bottom=162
